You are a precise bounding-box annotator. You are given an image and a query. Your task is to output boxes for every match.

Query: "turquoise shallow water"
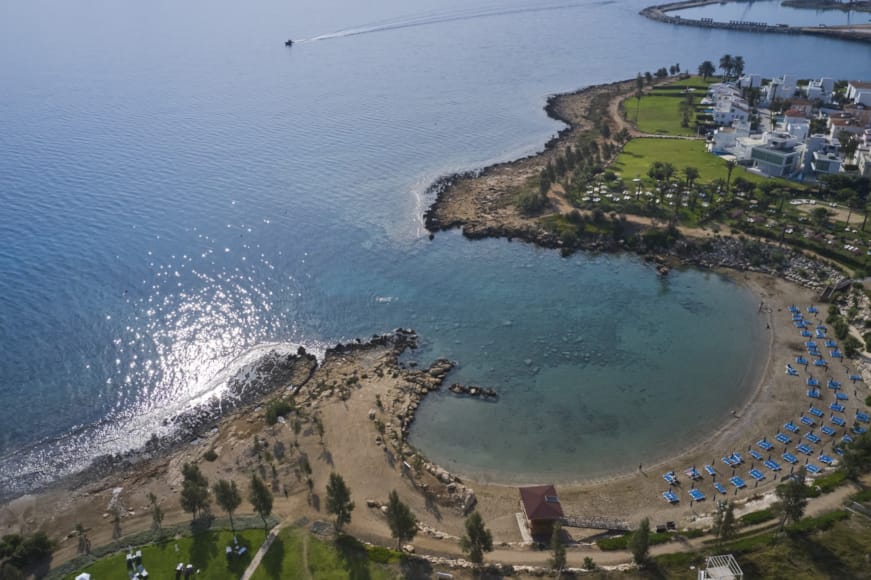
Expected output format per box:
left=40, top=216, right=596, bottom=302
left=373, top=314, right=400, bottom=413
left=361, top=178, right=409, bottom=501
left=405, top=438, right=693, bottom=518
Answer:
left=0, top=0, right=866, bottom=494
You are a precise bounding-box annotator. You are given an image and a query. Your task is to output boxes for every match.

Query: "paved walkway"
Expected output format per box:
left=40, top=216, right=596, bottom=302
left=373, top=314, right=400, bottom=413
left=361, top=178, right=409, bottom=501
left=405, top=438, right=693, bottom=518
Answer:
left=241, top=523, right=286, bottom=580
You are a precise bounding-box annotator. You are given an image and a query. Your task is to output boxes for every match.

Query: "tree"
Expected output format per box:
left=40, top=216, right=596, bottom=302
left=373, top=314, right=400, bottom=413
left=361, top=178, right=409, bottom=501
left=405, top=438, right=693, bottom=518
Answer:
left=628, top=517, right=650, bottom=565
left=719, top=54, right=734, bottom=78
left=713, top=501, right=736, bottom=545
left=774, top=467, right=808, bottom=532
left=725, top=159, right=737, bottom=198
left=550, top=521, right=566, bottom=571
left=684, top=166, right=700, bottom=188
left=459, top=511, right=493, bottom=567
left=147, top=492, right=164, bottom=534
left=213, top=479, right=242, bottom=532
left=385, top=490, right=417, bottom=549
left=180, top=462, right=210, bottom=521
left=635, top=73, right=644, bottom=122
left=249, top=474, right=274, bottom=530
left=812, top=206, right=830, bottom=228
left=733, top=55, right=745, bottom=77
left=698, top=60, right=716, bottom=80
left=843, top=430, right=871, bottom=479
left=325, top=473, right=355, bottom=533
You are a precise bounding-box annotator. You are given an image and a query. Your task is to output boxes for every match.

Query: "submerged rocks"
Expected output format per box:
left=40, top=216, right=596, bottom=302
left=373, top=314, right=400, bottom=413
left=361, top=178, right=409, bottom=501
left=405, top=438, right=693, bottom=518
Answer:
left=448, top=383, right=498, bottom=400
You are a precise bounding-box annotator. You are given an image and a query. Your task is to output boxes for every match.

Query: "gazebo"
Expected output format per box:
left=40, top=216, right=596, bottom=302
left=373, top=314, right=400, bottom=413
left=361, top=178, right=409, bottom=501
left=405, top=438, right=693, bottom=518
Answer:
left=519, top=484, right=564, bottom=537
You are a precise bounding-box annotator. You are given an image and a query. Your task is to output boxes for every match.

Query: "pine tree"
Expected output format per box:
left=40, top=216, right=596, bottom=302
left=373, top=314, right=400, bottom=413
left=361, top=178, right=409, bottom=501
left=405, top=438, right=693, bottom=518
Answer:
left=325, top=473, right=355, bottom=532
left=459, top=511, right=493, bottom=567
left=550, top=522, right=566, bottom=571
left=385, top=490, right=417, bottom=549
left=249, top=473, right=274, bottom=531
left=628, top=517, right=650, bottom=565
left=213, top=479, right=242, bottom=532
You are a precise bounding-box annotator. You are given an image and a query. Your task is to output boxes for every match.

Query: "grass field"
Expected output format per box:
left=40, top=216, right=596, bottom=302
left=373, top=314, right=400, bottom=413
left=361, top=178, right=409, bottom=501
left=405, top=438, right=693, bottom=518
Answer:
left=632, top=76, right=714, bottom=137
left=653, top=514, right=871, bottom=579
left=612, top=138, right=788, bottom=188
left=251, top=527, right=409, bottom=580
left=67, top=528, right=266, bottom=580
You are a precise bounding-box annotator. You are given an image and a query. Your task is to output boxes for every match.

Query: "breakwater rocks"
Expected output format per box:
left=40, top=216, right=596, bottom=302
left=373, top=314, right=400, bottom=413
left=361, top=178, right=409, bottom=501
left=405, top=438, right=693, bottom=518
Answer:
left=641, top=0, right=871, bottom=44
left=448, top=383, right=498, bottom=399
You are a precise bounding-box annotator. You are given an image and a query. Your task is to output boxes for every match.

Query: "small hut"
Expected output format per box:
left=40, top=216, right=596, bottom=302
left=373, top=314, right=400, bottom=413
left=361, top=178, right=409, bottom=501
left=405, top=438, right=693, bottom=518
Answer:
left=519, top=485, right=564, bottom=537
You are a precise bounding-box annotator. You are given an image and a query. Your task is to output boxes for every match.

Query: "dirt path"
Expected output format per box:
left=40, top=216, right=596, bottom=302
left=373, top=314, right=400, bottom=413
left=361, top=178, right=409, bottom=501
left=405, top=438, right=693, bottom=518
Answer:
left=241, top=522, right=285, bottom=580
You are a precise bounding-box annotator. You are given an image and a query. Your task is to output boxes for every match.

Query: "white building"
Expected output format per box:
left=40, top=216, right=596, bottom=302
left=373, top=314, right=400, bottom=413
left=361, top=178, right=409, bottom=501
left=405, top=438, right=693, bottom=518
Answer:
left=713, top=99, right=750, bottom=126
left=846, top=81, right=871, bottom=106
left=738, top=73, right=762, bottom=89
left=805, top=77, right=834, bottom=103
left=698, top=554, right=743, bottom=580
left=748, top=132, right=804, bottom=177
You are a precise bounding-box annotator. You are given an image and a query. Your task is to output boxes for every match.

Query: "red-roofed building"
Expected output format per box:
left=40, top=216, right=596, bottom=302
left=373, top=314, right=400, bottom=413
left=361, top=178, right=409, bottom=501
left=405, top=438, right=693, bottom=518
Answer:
left=519, top=485, right=564, bottom=536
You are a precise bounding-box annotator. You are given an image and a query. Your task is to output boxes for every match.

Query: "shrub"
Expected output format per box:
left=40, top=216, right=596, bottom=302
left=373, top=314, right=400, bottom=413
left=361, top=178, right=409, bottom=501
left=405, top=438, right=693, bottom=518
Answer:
left=815, top=470, right=847, bottom=494
left=852, top=488, right=871, bottom=503
left=787, top=510, right=849, bottom=534
left=739, top=508, right=775, bottom=526
left=203, top=449, right=218, bottom=462
left=265, top=399, right=294, bottom=426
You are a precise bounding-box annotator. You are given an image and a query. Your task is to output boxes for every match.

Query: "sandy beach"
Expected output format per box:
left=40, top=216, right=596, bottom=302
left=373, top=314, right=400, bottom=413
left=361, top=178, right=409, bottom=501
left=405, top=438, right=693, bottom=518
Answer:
left=3, top=266, right=868, bottom=573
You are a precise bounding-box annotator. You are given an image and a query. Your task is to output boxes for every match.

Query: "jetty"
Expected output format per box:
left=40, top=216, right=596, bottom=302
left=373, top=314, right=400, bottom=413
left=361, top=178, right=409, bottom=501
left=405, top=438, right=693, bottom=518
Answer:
left=640, top=0, right=871, bottom=44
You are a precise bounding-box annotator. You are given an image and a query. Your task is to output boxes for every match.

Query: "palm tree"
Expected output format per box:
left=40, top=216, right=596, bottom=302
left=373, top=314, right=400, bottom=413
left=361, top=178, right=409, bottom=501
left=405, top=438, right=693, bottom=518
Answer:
left=683, top=166, right=699, bottom=188
left=725, top=159, right=737, bottom=198
left=733, top=56, right=745, bottom=78
left=698, top=60, right=716, bottom=80
left=719, top=54, right=734, bottom=79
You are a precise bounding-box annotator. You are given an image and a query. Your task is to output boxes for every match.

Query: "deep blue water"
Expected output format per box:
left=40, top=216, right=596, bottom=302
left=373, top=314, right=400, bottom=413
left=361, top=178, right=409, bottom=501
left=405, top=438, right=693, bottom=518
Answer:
left=0, top=0, right=867, bottom=494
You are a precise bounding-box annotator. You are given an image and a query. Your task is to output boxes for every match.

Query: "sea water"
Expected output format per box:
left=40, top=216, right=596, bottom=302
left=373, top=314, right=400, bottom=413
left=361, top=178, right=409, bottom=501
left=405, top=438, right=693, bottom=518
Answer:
left=0, top=0, right=867, bottom=495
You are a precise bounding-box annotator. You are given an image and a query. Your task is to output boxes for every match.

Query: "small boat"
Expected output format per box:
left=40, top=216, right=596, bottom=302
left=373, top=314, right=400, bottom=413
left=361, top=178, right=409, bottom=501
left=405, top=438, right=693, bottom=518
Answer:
left=285, top=39, right=294, bottom=46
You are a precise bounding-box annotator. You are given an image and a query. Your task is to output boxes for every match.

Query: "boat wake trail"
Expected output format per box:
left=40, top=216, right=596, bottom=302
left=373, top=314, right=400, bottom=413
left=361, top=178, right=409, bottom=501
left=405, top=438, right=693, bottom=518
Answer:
left=298, top=0, right=599, bottom=43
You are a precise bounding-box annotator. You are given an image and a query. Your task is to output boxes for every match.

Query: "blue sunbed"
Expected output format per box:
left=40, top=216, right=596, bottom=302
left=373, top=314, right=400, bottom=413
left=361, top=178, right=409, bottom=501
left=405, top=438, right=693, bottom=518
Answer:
left=789, top=305, right=799, bottom=313
left=857, top=412, right=870, bottom=423
left=764, top=459, right=781, bottom=471
left=800, top=330, right=812, bottom=338
left=796, top=321, right=807, bottom=329
left=663, top=471, right=678, bottom=485
left=842, top=435, right=854, bottom=444
left=806, top=464, right=821, bottom=474
left=757, top=439, right=773, bottom=451
left=821, top=425, right=836, bottom=436
left=704, top=464, right=716, bottom=476
left=808, top=306, right=819, bottom=314
left=797, top=443, right=813, bottom=455
left=785, top=422, right=800, bottom=433
left=814, top=359, right=827, bottom=367
left=850, top=374, right=862, bottom=382
left=685, top=467, right=702, bottom=480
left=775, top=432, right=791, bottom=445
left=805, top=433, right=821, bottom=444
left=722, top=456, right=737, bottom=467
left=816, top=329, right=826, bottom=338
left=749, top=469, right=765, bottom=481
left=835, top=447, right=845, bottom=456
left=830, top=403, right=845, bottom=413
left=817, top=324, right=827, bottom=330
left=731, top=452, right=743, bottom=464
left=827, top=379, right=841, bottom=390
left=714, top=482, right=727, bottom=494
left=749, top=450, right=763, bottom=461
left=730, top=476, right=746, bottom=489
left=809, top=407, right=824, bottom=418
left=825, top=339, right=837, bottom=348
left=853, top=425, right=868, bottom=435
left=819, top=454, right=834, bottom=465
left=688, top=489, right=705, bottom=501
left=783, top=453, right=798, bottom=464
left=801, top=416, right=815, bottom=427
left=831, top=416, right=846, bottom=427
left=663, top=491, right=679, bottom=504
left=831, top=350, right=843, bottom=359
left=787, top=367, right=799, bottom=376
left=807, top=389, right=821, bottom=399
left=796, top=356, right=809, bottom=365
left=836, top=392, right=848, bottom=401
left=806, top=377, right=819, bottom=387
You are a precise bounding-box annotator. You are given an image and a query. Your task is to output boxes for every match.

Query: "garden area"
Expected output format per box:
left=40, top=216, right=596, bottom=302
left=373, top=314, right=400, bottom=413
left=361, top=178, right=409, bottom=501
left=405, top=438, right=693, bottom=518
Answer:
left=630, top=76, right=715, bottom=137
left=65, top=528, right=265, bottom=580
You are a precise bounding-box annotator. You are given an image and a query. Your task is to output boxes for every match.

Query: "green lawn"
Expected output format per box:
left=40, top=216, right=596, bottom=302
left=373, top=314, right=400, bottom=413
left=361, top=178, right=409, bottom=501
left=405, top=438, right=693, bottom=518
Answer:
left=633, top=94, right=697, bottom=136
left=612, top=138, right=788, bottom=188
left=251, top=527, right=405, bottom=580
left=67, top=529, right=266, bottom=580
left=632, top=76, right=715, bottom=136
